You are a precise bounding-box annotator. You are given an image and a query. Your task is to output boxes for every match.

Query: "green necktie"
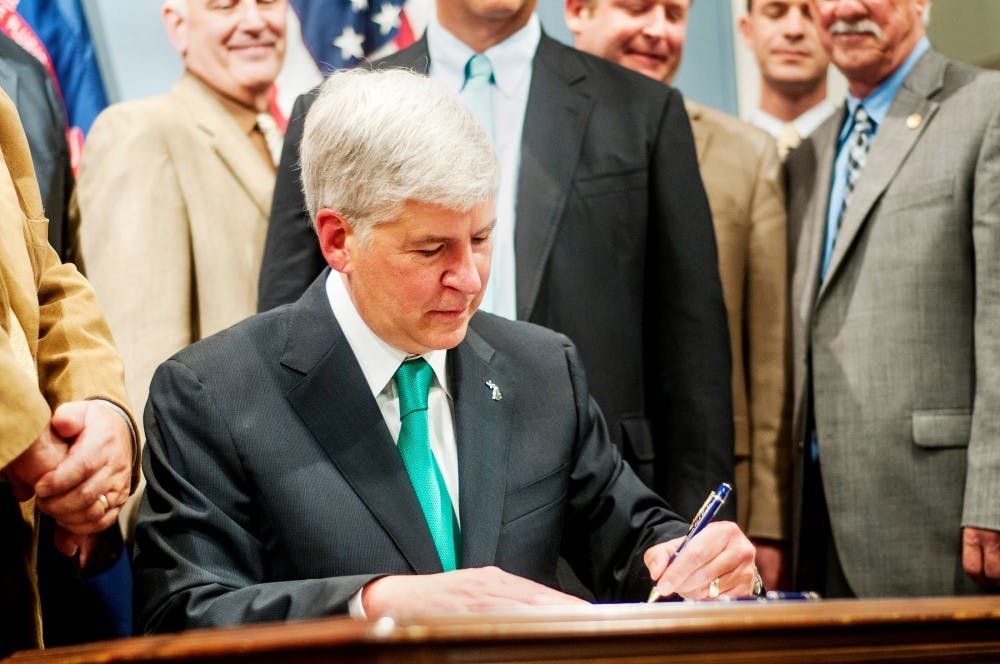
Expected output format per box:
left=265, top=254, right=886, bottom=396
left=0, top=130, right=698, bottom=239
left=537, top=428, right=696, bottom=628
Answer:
left=394, top=358, right=460, bottom=571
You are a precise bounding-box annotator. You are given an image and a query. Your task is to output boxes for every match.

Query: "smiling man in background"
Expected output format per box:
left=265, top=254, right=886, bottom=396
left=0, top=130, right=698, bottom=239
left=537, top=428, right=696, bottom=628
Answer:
left=76, top=0, right=287, bottom=426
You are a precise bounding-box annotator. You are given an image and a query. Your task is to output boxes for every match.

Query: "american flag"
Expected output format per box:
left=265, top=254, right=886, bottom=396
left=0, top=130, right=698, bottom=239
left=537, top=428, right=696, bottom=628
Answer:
left=0, top=0, right=108, bottom=171
left=274, top=0, right=429, bottom=122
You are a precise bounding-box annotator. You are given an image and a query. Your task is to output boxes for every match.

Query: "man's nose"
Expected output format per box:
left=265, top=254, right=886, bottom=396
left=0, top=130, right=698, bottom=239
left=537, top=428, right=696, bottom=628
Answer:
left=783, top=7, right=807, bottom=36
left=444, top=246, right=485, bottom=295
left=641, top=9, right=670, bottom=39
left=237, top=0, right=269, bottom=30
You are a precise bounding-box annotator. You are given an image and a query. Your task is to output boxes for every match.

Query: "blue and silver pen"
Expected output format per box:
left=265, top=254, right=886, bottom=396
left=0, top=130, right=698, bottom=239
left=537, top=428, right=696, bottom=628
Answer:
left=647, top=482, right=732, bottom=603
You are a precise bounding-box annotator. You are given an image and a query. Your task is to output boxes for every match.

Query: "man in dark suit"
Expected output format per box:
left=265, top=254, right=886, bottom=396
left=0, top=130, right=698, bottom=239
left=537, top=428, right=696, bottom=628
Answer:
left=256, top=0, right=734, bottom=524
left=0, top=32, right=75, bottom=262
left=787, top=0, right=1000, bottom=596
left=133, top=68, right=759, bottom=632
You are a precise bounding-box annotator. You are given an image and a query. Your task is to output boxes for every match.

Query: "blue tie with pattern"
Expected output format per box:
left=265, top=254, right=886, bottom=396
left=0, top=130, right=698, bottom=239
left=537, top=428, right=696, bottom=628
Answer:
left=822, top=105, right=875, bottom=278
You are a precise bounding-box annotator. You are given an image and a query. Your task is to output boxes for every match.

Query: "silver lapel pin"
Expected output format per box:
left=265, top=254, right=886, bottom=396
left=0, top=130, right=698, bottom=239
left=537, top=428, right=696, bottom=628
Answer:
left=485, top=379, right=502, bottom=401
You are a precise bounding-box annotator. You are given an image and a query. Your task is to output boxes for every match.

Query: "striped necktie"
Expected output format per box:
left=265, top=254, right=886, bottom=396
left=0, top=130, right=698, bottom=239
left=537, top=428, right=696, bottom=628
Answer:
left=255, top=112, right=284, bottom=166
left=822, top=105, right=875, bottom=278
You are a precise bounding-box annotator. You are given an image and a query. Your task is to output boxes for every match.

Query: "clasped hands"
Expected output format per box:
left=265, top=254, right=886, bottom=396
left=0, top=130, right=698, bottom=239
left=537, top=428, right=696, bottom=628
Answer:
left=4, top=400, right=132, bottom=566
left=361, top=521, right=757, bottom=616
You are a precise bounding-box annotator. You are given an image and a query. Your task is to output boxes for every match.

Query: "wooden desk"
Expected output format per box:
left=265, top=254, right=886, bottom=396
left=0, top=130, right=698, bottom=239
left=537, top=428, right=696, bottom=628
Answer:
left=7, top=596, right=1000, bottom=663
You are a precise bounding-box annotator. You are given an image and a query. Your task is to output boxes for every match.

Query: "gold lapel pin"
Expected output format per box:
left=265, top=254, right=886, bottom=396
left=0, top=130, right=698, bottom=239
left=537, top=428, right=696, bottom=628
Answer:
left=485, top=380, right=502, bottom=401
left=906, top=113, right=922, bottom=129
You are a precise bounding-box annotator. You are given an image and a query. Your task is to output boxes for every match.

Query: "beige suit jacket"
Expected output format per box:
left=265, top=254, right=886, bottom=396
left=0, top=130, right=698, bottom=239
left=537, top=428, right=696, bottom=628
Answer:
left=77, top=73, right=275, bottom=416
left=686, top=101, right=791, bottom=541
left=0, top=89, right=133, bottom=653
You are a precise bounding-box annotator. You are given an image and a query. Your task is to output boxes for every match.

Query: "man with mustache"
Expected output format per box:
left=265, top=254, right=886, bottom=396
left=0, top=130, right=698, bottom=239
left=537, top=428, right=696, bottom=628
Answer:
left=739, top=0, right=834, bottom=158
left=133, top=68, right=760, bottom=631
left=563, top=0, right=791, bottom=590
left=75, top=0, right=287, bottom=445
left=787, top=0, right=1000, bottom=596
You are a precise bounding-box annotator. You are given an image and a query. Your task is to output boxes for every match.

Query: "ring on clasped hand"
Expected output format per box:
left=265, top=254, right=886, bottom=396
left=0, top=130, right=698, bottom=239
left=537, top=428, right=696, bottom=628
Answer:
left=98, top=493, right=111, bottom=513
left=708, top=577, right=721, bottom=599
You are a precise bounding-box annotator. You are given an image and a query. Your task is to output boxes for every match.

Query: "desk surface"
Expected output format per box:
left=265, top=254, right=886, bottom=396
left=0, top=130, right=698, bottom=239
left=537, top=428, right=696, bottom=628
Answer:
left=7, top=596, right=1000, bottom=663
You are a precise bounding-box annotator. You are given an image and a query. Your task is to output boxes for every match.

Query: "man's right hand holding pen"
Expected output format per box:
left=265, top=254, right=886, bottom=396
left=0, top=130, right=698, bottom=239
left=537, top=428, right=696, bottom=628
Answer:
left=644, top=521, right=760, bottom=600
left=644, top=483, right=763, bottom=601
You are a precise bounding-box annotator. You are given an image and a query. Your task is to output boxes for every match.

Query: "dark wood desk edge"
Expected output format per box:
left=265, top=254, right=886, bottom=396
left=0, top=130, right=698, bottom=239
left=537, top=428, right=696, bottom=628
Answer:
left=7, top=596, right=1000, bottom=663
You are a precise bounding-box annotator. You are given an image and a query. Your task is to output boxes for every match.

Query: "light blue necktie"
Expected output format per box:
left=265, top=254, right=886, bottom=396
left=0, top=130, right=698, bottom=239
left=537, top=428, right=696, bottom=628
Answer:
left=394, top=358, right=460, bottom=571
left=459, top=53, right=497, bottom=313
left=460, top=53, right=495, bottom=145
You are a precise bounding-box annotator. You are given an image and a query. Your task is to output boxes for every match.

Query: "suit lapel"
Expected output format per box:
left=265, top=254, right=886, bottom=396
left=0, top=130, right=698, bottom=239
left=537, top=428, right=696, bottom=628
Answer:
left=0, top=67, right=18, bottom=113
left=373, top=37, right=430, bottom=72
left=796, top=113, right=840, bottom=325
left=515, top=35, right=594, bottom=320
left=171, top=74, right=274, bottom=218
left=685, top=101, right=712, bottom=165
left=449, top=321, right=511, bottom=567
left=819, top=51, right=944, bottom=299
left=280, top=275, right=444, bottom=574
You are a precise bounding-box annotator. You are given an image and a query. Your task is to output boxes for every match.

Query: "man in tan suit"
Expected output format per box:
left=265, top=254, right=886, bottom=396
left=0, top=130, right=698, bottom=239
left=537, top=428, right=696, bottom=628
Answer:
left=565, top=0, right=791, bottom=588
left=738, top=0, right=834, bottom=157
left=77, top=0, right=287, bottom=418
left=0, top=90, right=137, bottom=656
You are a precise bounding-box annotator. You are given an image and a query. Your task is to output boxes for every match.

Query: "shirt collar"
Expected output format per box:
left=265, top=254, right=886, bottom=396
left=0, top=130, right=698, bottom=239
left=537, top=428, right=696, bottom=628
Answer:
left=749, top=98, right=836, bottom=139
left=325, top=270, right=450, bottom=399
left=188, top=71, right=260, bottom=136
left=841, top=36, right=930, bottom=141
left=793, top=99, right=837, bottom=138
left=426, top=12, right=540, bottom=98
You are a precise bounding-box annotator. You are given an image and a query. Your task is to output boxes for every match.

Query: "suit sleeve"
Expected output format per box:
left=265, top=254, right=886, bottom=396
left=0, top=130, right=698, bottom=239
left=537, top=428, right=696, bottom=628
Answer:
left=134, top=359, right=379, bottom=633
left=77, top=105, right=193, bottom=415
left=558, top=339, right=689, bottom=601
left=34, top=239, right=136, bottom=434
left=647, top=88, right=735, bottom=520
left=257, top=91, right=327, bottom=312
left=963, top=100, right=1000, bottom=532
left=1, top=93, right=135, bottom=469
left=745, top=140, right=792, bottom=541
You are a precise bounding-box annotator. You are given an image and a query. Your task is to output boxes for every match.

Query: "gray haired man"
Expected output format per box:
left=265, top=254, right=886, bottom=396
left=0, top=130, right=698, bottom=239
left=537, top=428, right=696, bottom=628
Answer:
left=133, top=68, right=759, bottom=632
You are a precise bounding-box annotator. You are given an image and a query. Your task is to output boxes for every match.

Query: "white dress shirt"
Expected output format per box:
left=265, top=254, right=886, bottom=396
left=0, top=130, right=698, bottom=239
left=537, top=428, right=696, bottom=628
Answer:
left=426, top=14, right=540, bottom=320
left=749, top=98, right=837, bottom=140
left=325, top=270, right=460, bottom=516
left=327, top=270, right=463, bottom=618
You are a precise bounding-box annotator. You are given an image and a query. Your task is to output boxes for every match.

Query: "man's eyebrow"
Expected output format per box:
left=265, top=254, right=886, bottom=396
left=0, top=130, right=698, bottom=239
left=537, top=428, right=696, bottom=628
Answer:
left=411, top=218, right=498, bottom=244
left=476, top=217, right=499, bottom=235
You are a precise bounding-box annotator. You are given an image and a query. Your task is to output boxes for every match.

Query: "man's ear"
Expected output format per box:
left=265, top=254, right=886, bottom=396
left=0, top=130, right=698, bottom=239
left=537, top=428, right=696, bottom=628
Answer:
left=316, top=208, right=355, bottom=273
left=564, top=0, right=590, bottom=38
left=737, top=14, right=753, bottom=50
left=162, top=5, right=188, bottom=56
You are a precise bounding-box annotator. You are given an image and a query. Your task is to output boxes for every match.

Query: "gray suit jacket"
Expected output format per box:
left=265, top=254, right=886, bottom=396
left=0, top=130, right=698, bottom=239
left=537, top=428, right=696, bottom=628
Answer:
left=133, top=272, right=688, bottom=633
left=258, top=34, right=734, bottom=523
left=787, top=48, right=1000, bottom=596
